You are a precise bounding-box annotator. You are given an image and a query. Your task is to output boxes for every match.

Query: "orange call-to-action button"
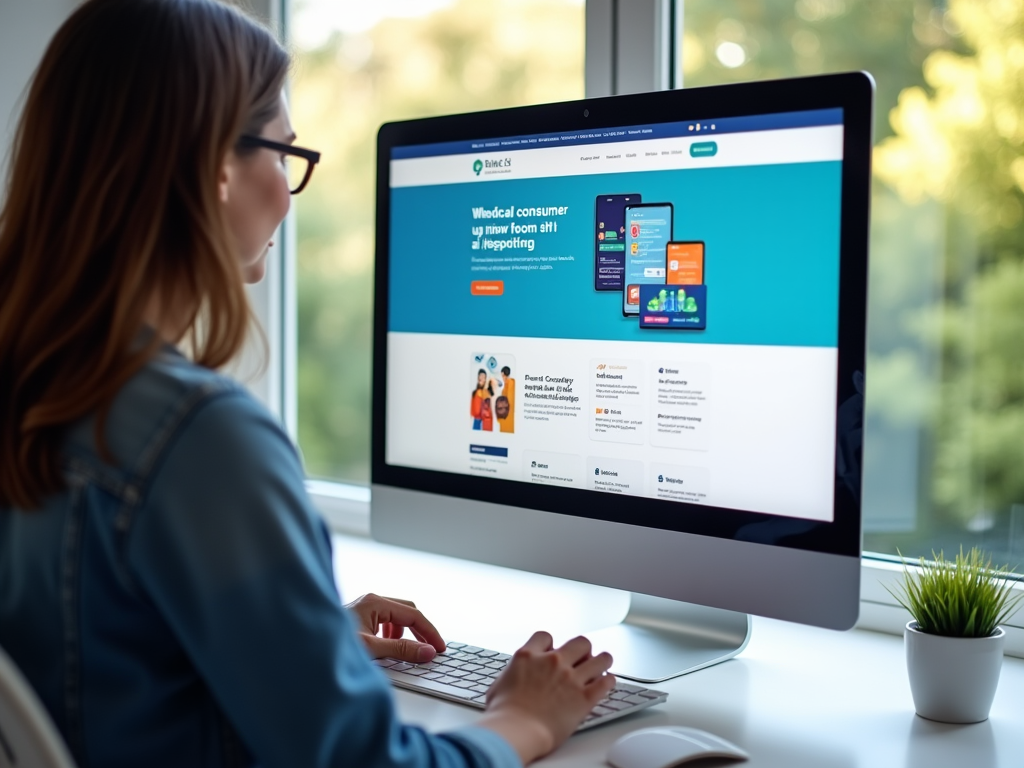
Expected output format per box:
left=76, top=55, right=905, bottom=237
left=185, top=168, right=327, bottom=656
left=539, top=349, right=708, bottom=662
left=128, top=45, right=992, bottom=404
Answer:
left=471, top=280, right=504, bottom=296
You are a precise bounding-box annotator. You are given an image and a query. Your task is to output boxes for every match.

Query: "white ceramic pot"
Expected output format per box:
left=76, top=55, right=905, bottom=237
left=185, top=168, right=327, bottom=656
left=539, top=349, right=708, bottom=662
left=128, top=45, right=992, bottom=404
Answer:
left=904, top=621, right=1005, bottom=723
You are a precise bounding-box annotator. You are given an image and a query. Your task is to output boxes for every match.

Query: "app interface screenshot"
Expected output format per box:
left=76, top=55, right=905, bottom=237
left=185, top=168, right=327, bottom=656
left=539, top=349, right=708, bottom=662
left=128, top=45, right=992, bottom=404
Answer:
left=594, top=193, right=641, bottom=291
left=623, top=204, right=673, bottom=315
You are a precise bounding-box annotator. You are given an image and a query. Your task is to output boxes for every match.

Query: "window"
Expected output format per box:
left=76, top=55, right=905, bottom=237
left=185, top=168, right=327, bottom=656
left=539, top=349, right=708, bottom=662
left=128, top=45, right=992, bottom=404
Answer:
left=291, top=0, right=585, bottom=484
left=289, top=0, right=1023, bottom=573
left=683, top=0, right=1024, bottom=567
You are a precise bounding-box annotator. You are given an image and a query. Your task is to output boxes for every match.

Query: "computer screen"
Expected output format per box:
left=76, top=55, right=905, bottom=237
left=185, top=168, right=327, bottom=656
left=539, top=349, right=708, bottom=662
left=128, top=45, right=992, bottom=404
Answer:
left=372, top=75, right=872, bottom=678
left=385, top=108, right=844, bottom=522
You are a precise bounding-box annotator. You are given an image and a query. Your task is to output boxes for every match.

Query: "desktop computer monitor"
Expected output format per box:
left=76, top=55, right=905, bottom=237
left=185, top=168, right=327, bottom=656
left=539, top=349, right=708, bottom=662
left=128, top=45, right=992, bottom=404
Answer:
left=372, top=73, right=873, bottom=682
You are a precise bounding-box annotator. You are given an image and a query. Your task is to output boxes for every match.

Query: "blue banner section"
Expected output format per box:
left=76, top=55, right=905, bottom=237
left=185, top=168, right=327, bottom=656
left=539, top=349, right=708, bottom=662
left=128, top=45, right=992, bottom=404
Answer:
left=388, top=161, right=842, bottom=348
left=391, top=108, right=842, bottom=159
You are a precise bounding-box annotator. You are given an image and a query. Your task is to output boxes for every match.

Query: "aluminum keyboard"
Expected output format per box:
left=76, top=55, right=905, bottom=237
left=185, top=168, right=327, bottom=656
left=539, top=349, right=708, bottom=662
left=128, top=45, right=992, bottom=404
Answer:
left=375, top=641, right=668, bottom=731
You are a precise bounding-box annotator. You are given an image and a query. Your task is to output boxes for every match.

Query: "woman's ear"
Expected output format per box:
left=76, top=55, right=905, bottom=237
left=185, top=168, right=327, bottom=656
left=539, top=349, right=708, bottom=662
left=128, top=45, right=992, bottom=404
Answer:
left=218, top=157, right=233, bottom=203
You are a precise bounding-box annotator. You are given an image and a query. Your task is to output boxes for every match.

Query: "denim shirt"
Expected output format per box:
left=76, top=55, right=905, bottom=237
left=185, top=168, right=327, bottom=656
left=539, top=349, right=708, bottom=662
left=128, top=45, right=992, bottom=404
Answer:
left=0, top=346, right=520, bottom=768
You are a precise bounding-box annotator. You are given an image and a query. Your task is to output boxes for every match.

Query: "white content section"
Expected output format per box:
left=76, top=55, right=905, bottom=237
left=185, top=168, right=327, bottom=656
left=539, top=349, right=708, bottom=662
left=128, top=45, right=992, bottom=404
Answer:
left=386, top=332, right=838, bottom=522
left=391, top=125, right=843, bottom=188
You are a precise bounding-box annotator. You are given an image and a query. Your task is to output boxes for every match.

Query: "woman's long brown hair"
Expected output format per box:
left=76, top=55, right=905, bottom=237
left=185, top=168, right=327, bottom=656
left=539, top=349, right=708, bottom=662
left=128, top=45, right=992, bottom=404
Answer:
left=0, top=0, right=289, bottom=509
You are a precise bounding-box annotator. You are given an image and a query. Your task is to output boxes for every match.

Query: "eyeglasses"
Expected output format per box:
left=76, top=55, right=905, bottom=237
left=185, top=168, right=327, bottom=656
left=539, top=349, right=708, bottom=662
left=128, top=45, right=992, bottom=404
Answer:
left=237, top=135, right=322, bottom=195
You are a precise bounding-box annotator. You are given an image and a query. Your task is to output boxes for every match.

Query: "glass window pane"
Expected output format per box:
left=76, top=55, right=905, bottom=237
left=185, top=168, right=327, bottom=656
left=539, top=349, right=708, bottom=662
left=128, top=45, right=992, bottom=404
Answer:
left=683, top=0, right=1024, bottom=567
left=291, top=0, right=585, bottom=484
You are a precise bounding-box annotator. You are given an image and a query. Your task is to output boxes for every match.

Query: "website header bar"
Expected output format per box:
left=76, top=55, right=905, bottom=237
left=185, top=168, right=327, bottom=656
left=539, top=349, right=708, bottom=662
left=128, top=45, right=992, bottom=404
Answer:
left=390, top=124, right=843, bottom=189
left=390, top=108, right=842, bottom=160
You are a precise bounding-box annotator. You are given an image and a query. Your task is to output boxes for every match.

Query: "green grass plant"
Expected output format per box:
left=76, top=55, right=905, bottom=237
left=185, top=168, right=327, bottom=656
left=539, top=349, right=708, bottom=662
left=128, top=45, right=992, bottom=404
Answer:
left=886, top=546, right=1024, bottom=638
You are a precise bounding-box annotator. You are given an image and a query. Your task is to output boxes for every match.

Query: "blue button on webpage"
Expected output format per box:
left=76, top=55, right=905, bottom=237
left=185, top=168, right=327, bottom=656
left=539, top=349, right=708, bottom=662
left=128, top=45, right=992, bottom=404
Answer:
left=470, top=444, right=509, bottom=457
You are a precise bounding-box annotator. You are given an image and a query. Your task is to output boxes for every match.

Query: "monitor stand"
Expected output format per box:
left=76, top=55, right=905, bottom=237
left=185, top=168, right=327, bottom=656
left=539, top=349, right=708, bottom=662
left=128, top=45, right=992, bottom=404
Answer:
left=585, top=593, right=751, bottom=683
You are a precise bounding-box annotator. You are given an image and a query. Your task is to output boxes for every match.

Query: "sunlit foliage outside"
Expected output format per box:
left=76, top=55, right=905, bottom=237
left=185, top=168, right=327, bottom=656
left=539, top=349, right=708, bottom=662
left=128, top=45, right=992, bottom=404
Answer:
left=291, top=0, right=584, bottom=483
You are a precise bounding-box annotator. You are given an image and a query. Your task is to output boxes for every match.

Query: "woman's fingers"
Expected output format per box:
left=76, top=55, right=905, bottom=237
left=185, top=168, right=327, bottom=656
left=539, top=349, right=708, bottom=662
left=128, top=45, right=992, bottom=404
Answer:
left=362, top=633, right=439, bottom=663
left=370, top=596, right=446, bottom=652
left=381, top=596, right=417, bottom=608
left=556, top=635, right=593, bottom=666
left=344, top=593, right=446, bottom=652
left=520, top=630, right=554, bottom=654
left=572, top=651, right=614, bottom=684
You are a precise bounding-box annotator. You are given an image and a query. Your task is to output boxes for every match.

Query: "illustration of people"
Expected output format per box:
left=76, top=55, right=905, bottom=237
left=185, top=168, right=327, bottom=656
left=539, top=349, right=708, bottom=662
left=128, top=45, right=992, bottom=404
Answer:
left=471, top=369, right=495, bottom=431
left=496, top=365, right=515, bottom=433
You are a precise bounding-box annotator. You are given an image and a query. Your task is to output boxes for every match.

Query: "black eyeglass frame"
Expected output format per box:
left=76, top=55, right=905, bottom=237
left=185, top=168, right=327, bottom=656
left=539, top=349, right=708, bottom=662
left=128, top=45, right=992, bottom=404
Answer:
left=237, top=135, right=322, bottom=194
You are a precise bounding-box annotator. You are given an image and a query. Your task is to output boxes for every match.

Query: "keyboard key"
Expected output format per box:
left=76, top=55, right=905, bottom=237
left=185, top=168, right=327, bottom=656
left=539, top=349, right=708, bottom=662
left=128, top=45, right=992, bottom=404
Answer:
left=447, top=642, right=467, bottom=649
left=486, top=661, right=506, bottom=670
left=374, top=659, right=398, bottom=668
left=623, top=694, right=649, bottom=705
left=477, top=650, right=500, bottom=658
left=470, top=683, right=490, bottom=694
left=452, top=680, right=476, bottom=689
left=460, top=663, right=484, bottom=672
left=495, top=653, right=512, bottom=661
left=463, top=674, right=485, bottom=683
left=446, top=669, right=469, bottom=678
left=464, top=646, right=484, bottom=654
left=435, top=676, right=459, bottom=685
left=592, top=705, right=615, bottom=717
left=422, top=671, right=444, bottom=680
left=637, top=690, right=663, bottom=699
left=390, top=663, right=413, bottom=672
left=604, top=700, right=631, bottom=711
left=616, top=683, right=644, bottom=693
left=472, top=694, right=489, bottom=704
left=610, top=691, right=632, bottom=701
left=403, top=668, right=428, bottom=676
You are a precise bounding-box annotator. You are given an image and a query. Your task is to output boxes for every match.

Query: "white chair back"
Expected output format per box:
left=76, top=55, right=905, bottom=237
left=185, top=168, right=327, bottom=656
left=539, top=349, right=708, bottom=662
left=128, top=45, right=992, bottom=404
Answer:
left=0, top=646, right=76, bottom=768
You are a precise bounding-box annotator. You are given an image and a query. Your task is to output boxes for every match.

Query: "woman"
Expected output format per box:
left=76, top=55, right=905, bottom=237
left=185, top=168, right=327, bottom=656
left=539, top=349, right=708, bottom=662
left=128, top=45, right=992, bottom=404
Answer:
left=0, top=2, right=614, bottom=766
left=471, top=369, right=496, bottom=430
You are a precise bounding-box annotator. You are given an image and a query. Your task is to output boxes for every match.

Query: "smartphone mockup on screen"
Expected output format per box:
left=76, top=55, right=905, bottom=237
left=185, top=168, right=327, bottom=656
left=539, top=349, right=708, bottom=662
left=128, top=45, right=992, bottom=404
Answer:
left=666, top=241, right=705, bottom=285
left=594, top=194, right=641, bottom=291
left=623, top=203, right=673, bottom=316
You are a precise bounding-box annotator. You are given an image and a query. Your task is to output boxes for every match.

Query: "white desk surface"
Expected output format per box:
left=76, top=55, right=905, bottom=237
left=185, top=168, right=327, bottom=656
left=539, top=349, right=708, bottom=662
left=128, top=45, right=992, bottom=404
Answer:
left=332, top=533, right=1024, bottom=767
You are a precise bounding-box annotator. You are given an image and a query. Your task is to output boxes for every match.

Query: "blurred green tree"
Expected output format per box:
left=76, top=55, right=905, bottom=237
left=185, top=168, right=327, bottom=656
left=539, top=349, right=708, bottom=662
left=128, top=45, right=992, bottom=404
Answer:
left=292, top=0, right=584, bottom=481
left=874, top=0, right=1024, bottom=525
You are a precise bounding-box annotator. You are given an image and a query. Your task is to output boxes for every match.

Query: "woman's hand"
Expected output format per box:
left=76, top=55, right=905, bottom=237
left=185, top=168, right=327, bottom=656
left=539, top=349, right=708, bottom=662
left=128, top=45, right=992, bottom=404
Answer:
left=344, top=593, right=446, bottom=664
left=479, top=632, right=615, bottom=764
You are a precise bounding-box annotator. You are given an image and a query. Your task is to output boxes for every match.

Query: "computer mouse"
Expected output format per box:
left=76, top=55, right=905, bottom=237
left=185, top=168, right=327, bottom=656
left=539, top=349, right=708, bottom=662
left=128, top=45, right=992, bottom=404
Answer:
left=606, top=726, right=749, bottom=768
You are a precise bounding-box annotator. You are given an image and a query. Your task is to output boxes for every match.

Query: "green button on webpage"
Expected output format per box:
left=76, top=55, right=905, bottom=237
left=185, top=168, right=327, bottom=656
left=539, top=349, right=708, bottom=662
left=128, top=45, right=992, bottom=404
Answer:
left=690, top=141, right=718, bottom=157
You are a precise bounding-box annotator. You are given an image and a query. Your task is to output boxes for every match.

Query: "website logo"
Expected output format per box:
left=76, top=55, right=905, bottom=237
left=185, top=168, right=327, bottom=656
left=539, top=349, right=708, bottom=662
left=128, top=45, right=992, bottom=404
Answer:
left=473, top=159, right=483, bottom=176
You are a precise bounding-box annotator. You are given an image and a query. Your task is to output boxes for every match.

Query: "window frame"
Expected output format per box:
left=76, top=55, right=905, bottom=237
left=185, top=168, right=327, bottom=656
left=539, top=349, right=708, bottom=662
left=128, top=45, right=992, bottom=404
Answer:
left=273, top=0, right=1024, bottom=655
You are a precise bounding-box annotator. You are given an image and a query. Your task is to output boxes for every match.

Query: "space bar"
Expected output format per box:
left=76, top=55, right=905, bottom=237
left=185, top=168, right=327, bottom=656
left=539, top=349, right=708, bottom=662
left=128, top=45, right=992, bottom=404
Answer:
left=389, top=671, right=479, bottom=699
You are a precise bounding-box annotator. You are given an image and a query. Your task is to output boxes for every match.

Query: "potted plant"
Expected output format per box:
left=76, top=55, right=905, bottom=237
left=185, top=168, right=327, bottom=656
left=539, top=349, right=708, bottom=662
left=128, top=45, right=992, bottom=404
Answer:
left=887, top=546, right=1023, bottom=724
